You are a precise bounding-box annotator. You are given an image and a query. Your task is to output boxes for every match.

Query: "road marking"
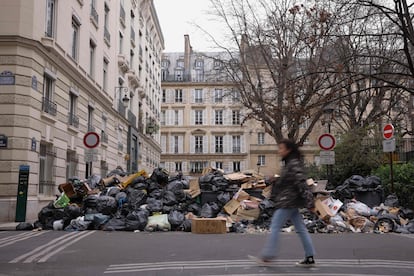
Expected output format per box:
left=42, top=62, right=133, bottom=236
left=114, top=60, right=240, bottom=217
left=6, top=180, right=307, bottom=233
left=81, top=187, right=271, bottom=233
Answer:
left=104, top=259, right=414, bottom=274
left=9, top=231, right=95, bottom=263
left=0, top=231, right=48, bottom=248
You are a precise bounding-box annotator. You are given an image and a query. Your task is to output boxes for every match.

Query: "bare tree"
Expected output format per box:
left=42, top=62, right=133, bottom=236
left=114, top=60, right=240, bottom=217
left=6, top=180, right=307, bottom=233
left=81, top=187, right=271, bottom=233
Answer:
left=206, top=0, right=343, bottom=144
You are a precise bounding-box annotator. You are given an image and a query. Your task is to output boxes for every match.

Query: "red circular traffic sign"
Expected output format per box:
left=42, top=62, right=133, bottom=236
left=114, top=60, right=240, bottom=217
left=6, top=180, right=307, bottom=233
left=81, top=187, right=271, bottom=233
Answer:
left=383, top=124, right=394, bottom=140
left=318, top=133, right=336, bottom=151
left=83, top=132, right=100, bottom=148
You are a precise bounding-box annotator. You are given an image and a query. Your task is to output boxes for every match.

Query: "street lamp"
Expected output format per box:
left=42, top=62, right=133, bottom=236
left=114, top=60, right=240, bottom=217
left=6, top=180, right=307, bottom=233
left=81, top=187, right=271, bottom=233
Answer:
left=115, top=86, right=130, bottom=108
left=322, top=104, right=335, bottom=133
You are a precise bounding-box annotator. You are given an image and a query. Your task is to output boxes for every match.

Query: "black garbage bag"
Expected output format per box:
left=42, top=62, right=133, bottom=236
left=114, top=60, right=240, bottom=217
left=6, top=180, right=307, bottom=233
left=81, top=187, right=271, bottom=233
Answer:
left=199, top=173, right=215, bottom=184
left=344, top=175, right=366, bottom=189
left=107, top=168, right=127, bottom=177
left=399, top=208, right=414, bottom=220
left=200, top=202, right=221, bottom=218
left=96, top=196, right=117, bottom=215
left=63, top=205, right=82, bottom=225
left=131, top=181, right=148, bottom=190
left=259, top=199, right=276, bottom=216
left=211, top=176, right=229, bottom=191
left=163, top=190, right=178, bottom=206
left=38, top=203, right=66, bottom=230
left=149, top=189, right=164, bottom=199
left=167, top=180, right=184, bottom=193
left=127, top=190, right=147, bottom=210
left=147, top=180, right=162, bottom=193
left=83, top=195, right=99, bottom=209
left=217, top=192, right=231, bottom=206
left=334, top=185, right=354, bottom=201
left=150, top=168, right=169, bottom=186
left=384, top=194, right=399, bottom=207
left=200, top=183, right=214, bottom=191
left=364, top=176, right=381, bottom=188
left=125, top=209, right=149, bottom=231
left=146, top=197, right=163, bottom=213
left=174, top=189, right=187, bottom=203
left=103, top=218, right=127, bottom=231
left=374, top=217, right=396, bottom=233
left=168, top=210, right=185, bottom=230
left=107, top=187, right=121, bottom=197
left=16, top=222, right=34, bottom=231
left=163, top=205, right=175, bottom=213
left=178, top=219, right=192, bottom=232
left=187, top=203, right=201, bottom=216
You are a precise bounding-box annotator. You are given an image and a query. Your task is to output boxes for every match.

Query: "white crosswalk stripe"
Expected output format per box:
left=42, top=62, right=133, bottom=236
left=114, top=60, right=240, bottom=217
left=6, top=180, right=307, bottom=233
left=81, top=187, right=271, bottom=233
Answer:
left=0, top=231, right=48, bottom=248
left=9, top=230, right=95, bottom=263
left=104, top=259, right=414, bottom=274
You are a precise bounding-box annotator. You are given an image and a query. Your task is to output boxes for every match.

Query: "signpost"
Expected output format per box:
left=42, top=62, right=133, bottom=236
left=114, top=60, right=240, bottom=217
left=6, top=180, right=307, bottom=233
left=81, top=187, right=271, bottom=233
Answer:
left=320, top=150, right=335, bottom=165
left=83, top=132, right=99, bottom=175
left=318, top=133, right=336, bottom=151
left=15, top=165, right=30, bottom=222
left=382, top=124, right=395, bottom=193
left=318, top=134, right=336, bottom=184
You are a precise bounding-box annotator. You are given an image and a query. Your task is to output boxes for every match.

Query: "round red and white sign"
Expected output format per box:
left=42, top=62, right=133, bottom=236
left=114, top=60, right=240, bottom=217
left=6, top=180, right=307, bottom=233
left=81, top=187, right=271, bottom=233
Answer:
left=318, top=133, right=336, bottom=151
left=383, top=124, right=394, bottom=140
left=83, top=132, right=100, bottom=148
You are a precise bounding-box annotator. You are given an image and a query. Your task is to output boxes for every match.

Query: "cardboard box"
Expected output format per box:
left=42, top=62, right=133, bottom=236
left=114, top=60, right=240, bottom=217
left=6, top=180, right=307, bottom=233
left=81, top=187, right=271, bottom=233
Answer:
left=314, top=196, right=343, bottom=219
left=223, top=199, right=241, bottom=215
left=236, top=207, right=260, bottom=221
left=234, top=189, right=250, bottom=201
left=262, top=185, right=273, bottom=199
left=191, top=218, right=227, bottom=234
left=58, top=183, right=76, bottom=198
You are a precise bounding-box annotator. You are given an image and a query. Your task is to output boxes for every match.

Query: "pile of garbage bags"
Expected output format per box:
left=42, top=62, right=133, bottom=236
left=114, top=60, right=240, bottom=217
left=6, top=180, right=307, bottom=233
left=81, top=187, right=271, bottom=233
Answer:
left=18, top=170, right=414, bottom=235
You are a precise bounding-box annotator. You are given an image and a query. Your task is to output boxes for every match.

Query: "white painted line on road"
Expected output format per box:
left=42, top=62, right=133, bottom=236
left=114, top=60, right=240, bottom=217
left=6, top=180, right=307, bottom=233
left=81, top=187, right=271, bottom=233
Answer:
left=9, top=231, right=95, bottom=264
left=104, top=259, right=414, bottom=274
left=37, top=230, right=95, bottom=263
left=0, top=231, right=47, bottom=248
left=204, top=274, right=392, bottom=276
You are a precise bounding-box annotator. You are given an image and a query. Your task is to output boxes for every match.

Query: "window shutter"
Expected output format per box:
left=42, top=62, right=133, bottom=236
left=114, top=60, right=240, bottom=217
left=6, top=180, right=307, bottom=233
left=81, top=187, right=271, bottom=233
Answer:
left=202, top=109, right=206, bottom=125
left=241, top=135, right=245, bottom=153
left=210, top=135, right=215, bottom=153
left=161, top=135, right=167, bottom=153
left=191, top=110, right=195, bottom=125
left=211, top=110, right=215, bottom=125
left=190, top=136, right=195, bottom=153
left=178, top=110, right=184, bottom=125
left=191, top=89, right=195, bottom=104
left=182, top=161, right=187, bottom=173
left=203, top=135, right=208, bottom=154
left=223, top=109, right=229, bottom=125
left=178, top=135, right=183, bottom=153
left=223, top=135, right=230, bottom=153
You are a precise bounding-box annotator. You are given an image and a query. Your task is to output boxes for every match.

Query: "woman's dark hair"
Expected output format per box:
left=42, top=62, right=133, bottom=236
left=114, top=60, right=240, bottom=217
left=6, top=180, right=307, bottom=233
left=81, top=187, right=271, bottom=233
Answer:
left=278, top=138, right=303, bottom=160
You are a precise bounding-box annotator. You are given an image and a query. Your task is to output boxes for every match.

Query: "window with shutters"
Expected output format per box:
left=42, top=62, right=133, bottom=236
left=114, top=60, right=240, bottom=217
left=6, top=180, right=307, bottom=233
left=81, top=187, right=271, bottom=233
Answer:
left=195, top=89, right=203, bottom=103
left=174, top=136, right=179, bottom=153
left=195, top=136, right=203, bottom=153
left=233, top=161, right=241, bottom=172
left=215, top=110, right=223, bottom=125
left=195, top=110, right=203, bottom=125
left=215, top=136, right=223, bottom=153
left=232, top=110, right=241, bottom=125
left=39, top=142, right=55, bottom=196
left=175, top=89, right=183, bottom=103
left=258, top=132, right=265, bottom=145
left=215, top=162, right=223, bottom=169
left=258, top=155, right=266, bottom=166
left=45, top=0, right=56, bottom=37
left=174, top=110, right=179, bottom=125
left=214, top=89, right=223, bottom=103
left=175, top=162, right=182, bottom=172
left=232, top=135, right=241, bottom=153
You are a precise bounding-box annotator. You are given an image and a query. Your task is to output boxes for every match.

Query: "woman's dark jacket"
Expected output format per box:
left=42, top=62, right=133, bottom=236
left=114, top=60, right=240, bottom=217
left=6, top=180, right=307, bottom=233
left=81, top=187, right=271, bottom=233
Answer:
left=270, top=153, right=314, bottom=209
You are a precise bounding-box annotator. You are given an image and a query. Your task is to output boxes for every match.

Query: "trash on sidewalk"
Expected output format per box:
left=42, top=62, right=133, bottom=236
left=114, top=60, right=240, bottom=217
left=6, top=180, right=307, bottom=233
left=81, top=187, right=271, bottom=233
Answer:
left=27, top=168, right=414, bottom=235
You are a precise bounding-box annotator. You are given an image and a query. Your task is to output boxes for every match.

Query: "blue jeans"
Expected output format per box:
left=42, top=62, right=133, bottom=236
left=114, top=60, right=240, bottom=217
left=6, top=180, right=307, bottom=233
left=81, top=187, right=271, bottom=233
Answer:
left=261, top=208, right=315, bottom=259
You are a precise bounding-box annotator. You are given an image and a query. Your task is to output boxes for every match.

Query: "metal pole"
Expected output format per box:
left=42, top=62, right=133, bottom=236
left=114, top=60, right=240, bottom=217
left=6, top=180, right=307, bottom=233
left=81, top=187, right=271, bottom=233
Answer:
left=390, top=152, right=394, bottom=193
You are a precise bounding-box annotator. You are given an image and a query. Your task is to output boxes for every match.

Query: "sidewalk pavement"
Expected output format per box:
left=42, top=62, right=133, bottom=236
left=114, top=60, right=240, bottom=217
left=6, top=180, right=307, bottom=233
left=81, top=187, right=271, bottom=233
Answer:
left=0, top=222, right=19, bottom=231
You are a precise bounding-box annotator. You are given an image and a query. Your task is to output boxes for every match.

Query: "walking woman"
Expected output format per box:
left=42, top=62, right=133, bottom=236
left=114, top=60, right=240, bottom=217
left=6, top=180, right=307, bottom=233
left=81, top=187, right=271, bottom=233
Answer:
left=254, top=139, right=316, bottom=267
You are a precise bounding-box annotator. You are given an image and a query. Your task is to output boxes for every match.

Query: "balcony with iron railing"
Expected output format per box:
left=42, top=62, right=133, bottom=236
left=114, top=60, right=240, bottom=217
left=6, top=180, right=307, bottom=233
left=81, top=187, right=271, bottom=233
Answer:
left=128, top=110, right=137, bottom=128
left=87, top=123, right=95, bottom=132
left=131, top=27, right=136, bottom=46
left=104, top=26, right=111, bottom=44
left=120, top=5, right=126, bottom=26
left=42, top=97, right=57, bottom=116
left=101, top=131, right=108, bottom=144
left=90, top=6, right=99, bottom=27
left=68, top=112, right=79, bottom=128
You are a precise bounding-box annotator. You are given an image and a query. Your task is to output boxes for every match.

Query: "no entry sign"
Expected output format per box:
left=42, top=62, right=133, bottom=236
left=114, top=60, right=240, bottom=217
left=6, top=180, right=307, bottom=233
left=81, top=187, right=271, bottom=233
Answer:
left=383, top=124, right=394, bottom=140
left=318, top=133, right=336, bottom=151
left=83, top=132, right=100, bottom=148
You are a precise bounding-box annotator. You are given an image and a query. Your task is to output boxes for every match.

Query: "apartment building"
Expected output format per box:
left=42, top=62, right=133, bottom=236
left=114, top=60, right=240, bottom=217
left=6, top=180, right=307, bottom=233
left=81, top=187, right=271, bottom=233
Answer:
left=0, top=0, right=163, bottom=221
left=160, top=35, right=250, bottom=175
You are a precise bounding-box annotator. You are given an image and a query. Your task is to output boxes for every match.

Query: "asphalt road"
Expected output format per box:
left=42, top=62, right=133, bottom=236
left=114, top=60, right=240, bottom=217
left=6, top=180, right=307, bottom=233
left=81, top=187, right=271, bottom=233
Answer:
left=1, top=230, right=414, bottom=276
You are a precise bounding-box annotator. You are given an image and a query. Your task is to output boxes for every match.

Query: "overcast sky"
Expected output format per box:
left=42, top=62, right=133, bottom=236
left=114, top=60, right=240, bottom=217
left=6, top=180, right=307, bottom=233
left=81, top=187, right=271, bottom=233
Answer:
left=153, top=0, right=222, bottom=53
